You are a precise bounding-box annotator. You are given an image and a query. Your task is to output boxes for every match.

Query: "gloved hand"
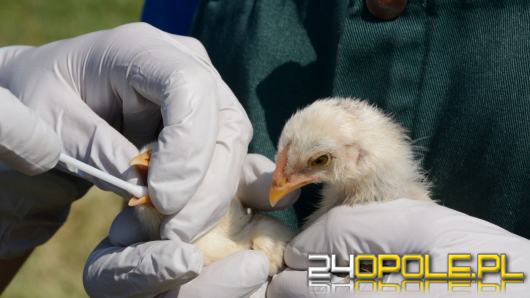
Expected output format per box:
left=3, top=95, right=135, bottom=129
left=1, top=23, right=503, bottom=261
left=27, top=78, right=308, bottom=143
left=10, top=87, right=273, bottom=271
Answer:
left=0, top=21, right=252, bottom=215
left=0, top=22, right=252, bottom=254
left=84, top=154, right=300, bottom=297
left=0, top=86, right=60, bottom=175
left=268, top=199, right=530, bottom=297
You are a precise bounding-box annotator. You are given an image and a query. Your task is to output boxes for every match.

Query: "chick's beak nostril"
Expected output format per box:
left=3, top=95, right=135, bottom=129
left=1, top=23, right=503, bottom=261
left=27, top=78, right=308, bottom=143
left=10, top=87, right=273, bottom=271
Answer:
left=269, top=171, right=317, bottom=207
left=272, top=175, right=287, bottom=187
left=269, top=167, right=287, bottom=207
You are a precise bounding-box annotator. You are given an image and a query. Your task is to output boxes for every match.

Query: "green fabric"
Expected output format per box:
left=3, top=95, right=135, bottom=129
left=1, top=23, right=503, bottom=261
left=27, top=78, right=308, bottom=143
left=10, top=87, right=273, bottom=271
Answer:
left=192, top=0, right=530, bottom=236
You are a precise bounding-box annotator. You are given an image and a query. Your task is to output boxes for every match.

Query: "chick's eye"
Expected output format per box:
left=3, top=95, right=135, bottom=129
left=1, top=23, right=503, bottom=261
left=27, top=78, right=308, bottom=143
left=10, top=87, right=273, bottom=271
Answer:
left=309, top=154, right=331, bottom=167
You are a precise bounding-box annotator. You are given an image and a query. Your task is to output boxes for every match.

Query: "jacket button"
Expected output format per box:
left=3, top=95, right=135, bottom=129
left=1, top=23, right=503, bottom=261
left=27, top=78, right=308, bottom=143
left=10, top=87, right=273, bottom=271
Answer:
left=366, top=0, right=407, bottom=20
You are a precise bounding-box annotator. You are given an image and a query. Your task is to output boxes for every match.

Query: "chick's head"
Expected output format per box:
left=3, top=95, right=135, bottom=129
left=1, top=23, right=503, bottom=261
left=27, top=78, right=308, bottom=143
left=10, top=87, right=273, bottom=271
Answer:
left=269, top=98, right=428, bottom=207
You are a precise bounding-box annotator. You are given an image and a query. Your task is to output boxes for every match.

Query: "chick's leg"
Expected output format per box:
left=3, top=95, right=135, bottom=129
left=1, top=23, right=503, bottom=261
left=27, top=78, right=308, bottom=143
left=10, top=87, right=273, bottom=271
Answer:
left=128, top=148, right=152, bottom=207
left=128, top=144, right=161, bottom=239
left=250, top=215, right=295, bottom=275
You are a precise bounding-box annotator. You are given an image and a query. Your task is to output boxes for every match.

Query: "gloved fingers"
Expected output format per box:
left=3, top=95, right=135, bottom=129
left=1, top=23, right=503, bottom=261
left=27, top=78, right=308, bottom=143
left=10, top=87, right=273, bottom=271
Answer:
left=108, top=206, right=151, bottom=246
left=162, top=250, right=269, bottom=298
left=0, top=87, right=61, bottom=175
left=117, top=25, right=223, bottom=214
left=1, top=23, right=244, bottom=216
left=83, top=237, right=202, bottom=298
left=160, top=83, right=252, bottom=242
left=167, top=34, right=212, bottom=64
left=237, top=153, right=301, bottom=211
left=23, top=79, right=142, bottom=196
left=60, top=104, right=142, bottom=195
left=284, top=199, right=441, bottom=270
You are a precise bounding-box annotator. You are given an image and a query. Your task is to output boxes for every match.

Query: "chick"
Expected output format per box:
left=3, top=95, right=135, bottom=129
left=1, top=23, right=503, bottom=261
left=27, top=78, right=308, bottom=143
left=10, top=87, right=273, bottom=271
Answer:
left=128, top=145, right=294, bottom=276
left=129, top=97, right=430, bottom=276
left=269, top=97, right=431, bottom=226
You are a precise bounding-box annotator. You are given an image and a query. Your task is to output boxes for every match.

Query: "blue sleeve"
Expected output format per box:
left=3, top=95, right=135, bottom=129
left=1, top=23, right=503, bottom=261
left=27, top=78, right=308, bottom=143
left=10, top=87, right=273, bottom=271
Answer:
left=141, top=0, right=201, bottom=36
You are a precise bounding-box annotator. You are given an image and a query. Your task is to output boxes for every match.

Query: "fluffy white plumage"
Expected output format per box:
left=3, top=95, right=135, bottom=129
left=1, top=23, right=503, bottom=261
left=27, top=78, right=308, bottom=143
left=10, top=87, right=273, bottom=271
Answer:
left=272, top=97, right=431, bottom=226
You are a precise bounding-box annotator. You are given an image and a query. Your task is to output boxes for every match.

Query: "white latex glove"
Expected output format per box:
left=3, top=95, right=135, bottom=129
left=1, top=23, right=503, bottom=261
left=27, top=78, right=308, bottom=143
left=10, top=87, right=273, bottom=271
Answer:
left=268, top=199, right=530, bottom=298
left=0, top=22, right=259, bottom=295
left=84, top=154, right=300, bottom=297
left=0, top=86, right=60, bottom=175
left=0, top=22, right=253, bottom=242
left=0, top=22, right=252, bottom=217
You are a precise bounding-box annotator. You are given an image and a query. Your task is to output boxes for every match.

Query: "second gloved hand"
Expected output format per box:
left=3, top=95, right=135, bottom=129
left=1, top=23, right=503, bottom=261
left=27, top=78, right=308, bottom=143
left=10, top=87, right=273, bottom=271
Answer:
left=268, top=199, right=530, bottom=298
left=84, top=154, right=300, bottom=297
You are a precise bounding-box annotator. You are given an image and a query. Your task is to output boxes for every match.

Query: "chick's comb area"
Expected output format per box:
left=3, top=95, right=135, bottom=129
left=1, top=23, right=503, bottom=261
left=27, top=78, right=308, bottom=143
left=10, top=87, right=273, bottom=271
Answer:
left=128, top=150, right=152, bottom=207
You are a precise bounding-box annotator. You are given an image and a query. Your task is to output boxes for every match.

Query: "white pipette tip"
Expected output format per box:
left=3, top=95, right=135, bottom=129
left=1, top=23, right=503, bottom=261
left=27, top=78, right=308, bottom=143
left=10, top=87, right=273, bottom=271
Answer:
left=59, top=153, right=148, bottom=198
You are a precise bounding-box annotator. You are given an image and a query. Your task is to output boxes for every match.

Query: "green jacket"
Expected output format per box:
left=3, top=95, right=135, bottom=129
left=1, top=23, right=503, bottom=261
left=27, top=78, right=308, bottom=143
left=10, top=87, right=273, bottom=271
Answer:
left=192, top=0, right=530, bottom=236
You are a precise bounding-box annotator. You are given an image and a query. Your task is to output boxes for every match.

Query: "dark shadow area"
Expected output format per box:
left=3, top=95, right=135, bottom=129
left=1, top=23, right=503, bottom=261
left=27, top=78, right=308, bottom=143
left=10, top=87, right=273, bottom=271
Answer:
left=256, top=0, right=345, bottom=222
left=257, top=61, right=329, bottom=144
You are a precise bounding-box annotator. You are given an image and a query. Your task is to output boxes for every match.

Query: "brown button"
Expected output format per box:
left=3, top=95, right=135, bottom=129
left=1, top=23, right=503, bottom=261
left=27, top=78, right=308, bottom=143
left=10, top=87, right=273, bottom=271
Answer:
left=366, top=0, right=407, bottom=20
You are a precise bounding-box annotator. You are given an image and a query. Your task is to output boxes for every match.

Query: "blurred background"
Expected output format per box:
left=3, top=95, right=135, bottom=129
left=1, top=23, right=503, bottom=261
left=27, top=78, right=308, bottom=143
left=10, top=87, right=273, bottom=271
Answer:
left=1, top=1, right=143, bottom=297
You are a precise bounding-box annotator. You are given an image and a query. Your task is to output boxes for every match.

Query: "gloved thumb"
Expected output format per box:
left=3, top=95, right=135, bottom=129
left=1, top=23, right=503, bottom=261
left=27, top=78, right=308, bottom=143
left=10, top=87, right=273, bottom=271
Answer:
left=0, top=87, right=60, bottom=175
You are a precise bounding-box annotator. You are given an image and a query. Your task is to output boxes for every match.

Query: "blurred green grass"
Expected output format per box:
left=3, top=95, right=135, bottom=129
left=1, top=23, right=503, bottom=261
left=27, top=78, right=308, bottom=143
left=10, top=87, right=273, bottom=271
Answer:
left=4, top=189, right=123, bottom=298
left=1, top=1, right=143, bottom=297
left=0, top=0, right=143, bottom=45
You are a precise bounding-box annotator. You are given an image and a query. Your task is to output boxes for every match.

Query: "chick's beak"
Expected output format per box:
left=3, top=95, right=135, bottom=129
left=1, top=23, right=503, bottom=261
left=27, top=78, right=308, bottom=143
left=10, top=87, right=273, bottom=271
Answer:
left=269, top=171, right=316, bottom=207
left=269, top=146, right=316, bottom=207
